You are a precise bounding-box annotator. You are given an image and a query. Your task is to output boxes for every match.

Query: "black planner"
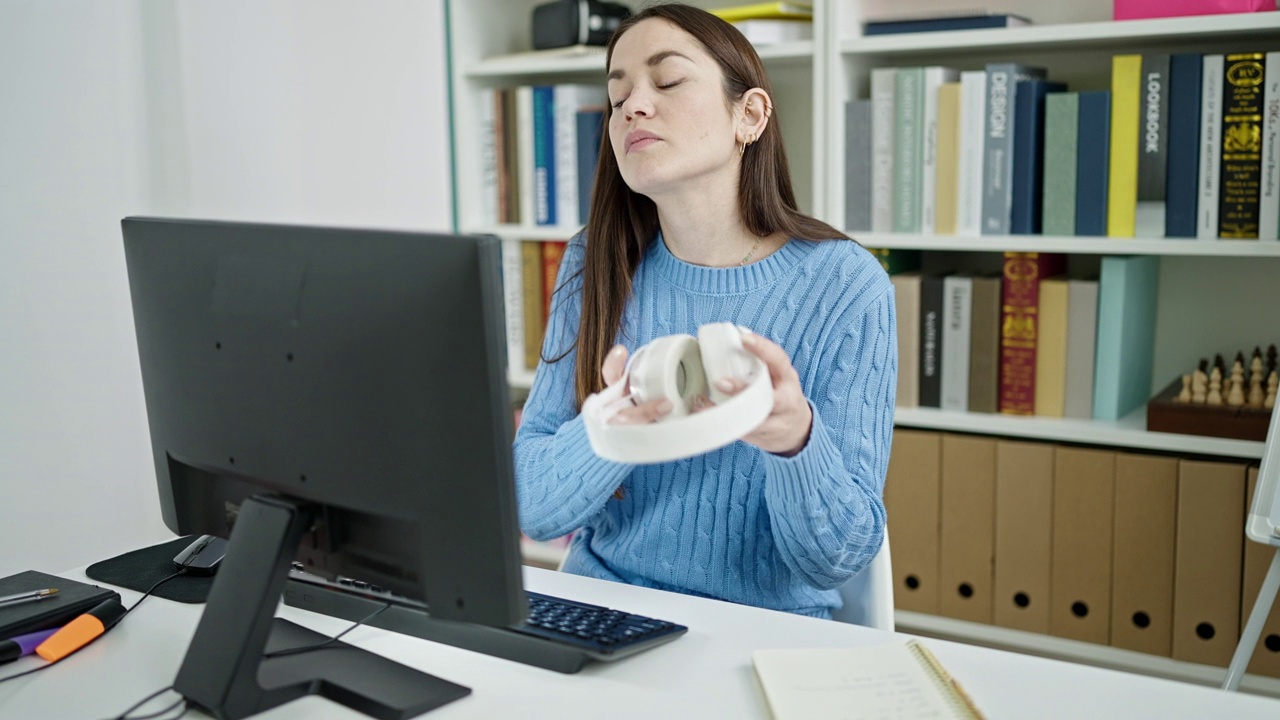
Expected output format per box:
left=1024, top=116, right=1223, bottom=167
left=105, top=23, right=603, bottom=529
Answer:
left=0, top=570, right=119, bottom=641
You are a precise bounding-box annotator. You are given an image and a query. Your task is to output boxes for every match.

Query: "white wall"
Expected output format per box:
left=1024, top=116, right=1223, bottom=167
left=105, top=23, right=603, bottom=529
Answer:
left=0, top=0, right=452, bottom=578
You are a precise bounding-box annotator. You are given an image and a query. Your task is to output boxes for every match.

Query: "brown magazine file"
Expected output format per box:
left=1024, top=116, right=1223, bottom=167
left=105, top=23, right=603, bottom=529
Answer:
left=883, top=430, right=942, bottom=614
left=993, top=440, right=1054, bottom=633
left=938, top=434, right=997, bottom=624
left=1050, top=447, right=1116, bottom=644
left=1110, top=453, right=1178, bottom=657
left=1173, top=459, right=1247, bottom=666
left=1240, top=466, right=1280, bottom=678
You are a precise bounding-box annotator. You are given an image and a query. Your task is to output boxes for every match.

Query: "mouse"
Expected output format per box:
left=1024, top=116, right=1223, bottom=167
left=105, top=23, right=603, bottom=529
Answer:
left=173, top=534, right=229, bottom=576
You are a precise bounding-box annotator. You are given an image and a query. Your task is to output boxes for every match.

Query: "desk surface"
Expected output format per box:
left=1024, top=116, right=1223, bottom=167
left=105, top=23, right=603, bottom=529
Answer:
left=2, top=566, right=1278, bottom=719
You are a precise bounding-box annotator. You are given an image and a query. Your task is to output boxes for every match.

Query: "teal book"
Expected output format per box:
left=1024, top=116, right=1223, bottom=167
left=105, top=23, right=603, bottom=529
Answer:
left=893, top=67, right=925, bottom=233
left=1092, top=255, right=1160, bottom=421
left=1042, top=92, right=1078, bottom=236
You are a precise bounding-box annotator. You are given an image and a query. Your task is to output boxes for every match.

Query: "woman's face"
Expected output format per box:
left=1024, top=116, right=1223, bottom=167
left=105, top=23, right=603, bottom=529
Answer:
left=606, top=19, right=739, bottom=199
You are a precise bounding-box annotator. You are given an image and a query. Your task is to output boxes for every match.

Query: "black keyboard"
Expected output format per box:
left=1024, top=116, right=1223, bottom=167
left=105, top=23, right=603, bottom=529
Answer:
left=283, top=565, right=688, bottom=673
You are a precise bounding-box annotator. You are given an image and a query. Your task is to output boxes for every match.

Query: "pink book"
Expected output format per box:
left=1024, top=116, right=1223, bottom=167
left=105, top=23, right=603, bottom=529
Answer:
left=1114, top=0, right=1275, bottom=20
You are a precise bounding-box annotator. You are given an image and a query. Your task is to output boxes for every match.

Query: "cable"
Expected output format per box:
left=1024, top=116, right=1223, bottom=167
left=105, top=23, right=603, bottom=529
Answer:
left=101, top=684, right=185, bottom=720
left=262, top=602, right=392, bottom=659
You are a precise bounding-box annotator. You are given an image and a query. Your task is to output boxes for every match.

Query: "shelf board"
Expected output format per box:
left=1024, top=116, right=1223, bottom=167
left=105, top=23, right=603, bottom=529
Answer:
left=467, top=223, right=580, bottom=241
left=843, top=12, right=1280, bottom=56
left=467, top=41, right=812, bottom=79
left=894, top=407, right=1265, bottom=459
left=852, top=232, right=1280, bottom=256
left=896, top=610, right=1280, bottom=699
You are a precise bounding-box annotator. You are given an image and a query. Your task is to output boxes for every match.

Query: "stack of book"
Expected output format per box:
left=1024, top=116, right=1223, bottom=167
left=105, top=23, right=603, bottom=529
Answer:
left=845, top=50, right=1280, bottom=240
left=711, top=2, right=814, bottom=45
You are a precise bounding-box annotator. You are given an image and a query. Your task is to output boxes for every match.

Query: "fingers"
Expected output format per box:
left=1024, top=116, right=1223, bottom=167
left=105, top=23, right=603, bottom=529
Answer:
left=609, top=398, right=674, bottom=425
left=601, top=344, right=628, bottom=385
left=741, top=332, right=796, bottom=385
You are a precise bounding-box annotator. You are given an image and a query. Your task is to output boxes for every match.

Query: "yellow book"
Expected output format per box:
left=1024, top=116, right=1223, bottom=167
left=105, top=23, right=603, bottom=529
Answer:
left=1107, top=54, right=1141, bottom=238
left=934, top=82, right=962, bottom=235
left=1034, top=277, right=1068, bottom=418
left=709, top=2, right=812, bottom=23
left=520, top=241, right=544, bottom=372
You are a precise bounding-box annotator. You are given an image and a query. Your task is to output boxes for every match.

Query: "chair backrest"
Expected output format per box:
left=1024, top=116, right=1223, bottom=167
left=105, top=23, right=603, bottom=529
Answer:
left=830, top=529, right=894, bottom=631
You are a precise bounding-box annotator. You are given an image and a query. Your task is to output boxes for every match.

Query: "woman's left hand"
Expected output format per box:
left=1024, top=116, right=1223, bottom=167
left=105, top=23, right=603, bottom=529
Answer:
left=710, top=332, right=812, bottom=456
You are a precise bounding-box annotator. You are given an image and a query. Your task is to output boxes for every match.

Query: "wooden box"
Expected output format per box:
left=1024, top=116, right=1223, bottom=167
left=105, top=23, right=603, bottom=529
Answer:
left=1146, top=378, right=1272, bottom=442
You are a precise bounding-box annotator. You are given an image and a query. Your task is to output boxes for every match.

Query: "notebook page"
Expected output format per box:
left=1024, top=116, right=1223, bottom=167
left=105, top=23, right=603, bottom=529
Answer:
left=753, top=641, right=976, bottom=720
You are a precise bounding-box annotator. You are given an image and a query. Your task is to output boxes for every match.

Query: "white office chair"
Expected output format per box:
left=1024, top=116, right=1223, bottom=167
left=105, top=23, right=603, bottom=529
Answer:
left=830, top=529, right=895, bottom=631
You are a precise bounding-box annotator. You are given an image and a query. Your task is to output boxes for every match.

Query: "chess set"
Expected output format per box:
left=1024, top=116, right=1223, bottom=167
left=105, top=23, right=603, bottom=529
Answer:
left=1147, top=345, right=1278, bottom=442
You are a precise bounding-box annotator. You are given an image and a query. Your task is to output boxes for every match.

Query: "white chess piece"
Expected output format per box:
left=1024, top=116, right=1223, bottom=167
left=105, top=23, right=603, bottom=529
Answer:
left=1228, top=361, right=1246, bottom=407
left=1267, top=371, right=1278, bottom=410
left=1192, top=369, right=1208, bottom=404
left=1249, top=361, right=1265, bottom=408
left=1208, top=367, right=1223, bottom=406
left=1177, top=374, right=1192, bottom=402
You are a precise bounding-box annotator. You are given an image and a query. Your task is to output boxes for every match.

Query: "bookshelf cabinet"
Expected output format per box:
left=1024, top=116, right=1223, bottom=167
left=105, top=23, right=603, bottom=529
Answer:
left=446, top=0, right=1280, bottom=694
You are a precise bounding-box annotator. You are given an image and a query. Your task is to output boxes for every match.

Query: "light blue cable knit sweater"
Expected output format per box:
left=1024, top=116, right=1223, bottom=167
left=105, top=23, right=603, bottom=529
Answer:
left=513, top=232, right=897, bottom=618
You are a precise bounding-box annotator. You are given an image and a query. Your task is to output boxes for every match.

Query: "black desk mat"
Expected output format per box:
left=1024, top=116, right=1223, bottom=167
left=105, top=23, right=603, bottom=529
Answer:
left=85, top=536, right=215, bottom=604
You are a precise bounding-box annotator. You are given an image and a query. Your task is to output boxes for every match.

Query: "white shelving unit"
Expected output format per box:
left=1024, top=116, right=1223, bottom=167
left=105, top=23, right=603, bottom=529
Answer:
left=446, top=0, right=1280, bottom=691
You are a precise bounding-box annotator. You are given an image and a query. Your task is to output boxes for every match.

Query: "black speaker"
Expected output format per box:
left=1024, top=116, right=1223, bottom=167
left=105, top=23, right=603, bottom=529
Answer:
left=532, top=0, right=631, bottom=50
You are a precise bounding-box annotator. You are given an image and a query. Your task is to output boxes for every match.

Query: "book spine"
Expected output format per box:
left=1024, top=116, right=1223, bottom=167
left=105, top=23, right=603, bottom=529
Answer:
left=521, top=240, right=545, bottom=371
left=1136, top=54, right=1170, bottom=237
left=941, top=275, right=972, bottom=411
left=892, top=273, right=921, bottom=409
left=1198, top=55, right=1224, bottom=239
left=894, top=67, right=925, bottom=233
left=516, top=86, right=536, bottom=227
left=1075, top=91, right=1112, bottom=236
left=1260, top=52, right=1280, bottom=241
left=542, top=240, right=567, bottom=321
left=999, top=252, right=1066, bottom=415
left=532, top=85, right=556, bottom=226
left=576, top=109, right=604, bottom=225
left=502, top=88, right=521, bottom=224
left=554, top=86, right=579, bottom=228
left=1063, top=279, right=1099, bottom=419
left=1092, top=255, right=1160, bottom=420
left=845, top=99, right=874, bottom=232
left=921, top=67, right=960, bottom=233
left=982, top=63, right=1047, bottom=234
left=863, top=14, right=1030, bottom=35
left=956, top=71, right=987, bottom=236
left=918, top=274, right=944, bottom=408
left=1165, top=53, right=1203, bottom=239
left=479, top=89, right=499, bottom=226
left=1010, top=80, right=1066, bottom=234
left=1108, top=55, right=1142, bottom=238
left=968, top=275, right=1002, bottom=414
left=500, top=239, right=526, bottom=378
left=495, top=90, right=512, bottom=224
left=1219, top=52, right=1267, bottom=239
left=933, top=83, right=962, bottom=235
left=1042, top=92, right=1079, bottom=237
left=871, top=68, right=897, bottom=232
left=1033, top=278, right=1068, bottom=417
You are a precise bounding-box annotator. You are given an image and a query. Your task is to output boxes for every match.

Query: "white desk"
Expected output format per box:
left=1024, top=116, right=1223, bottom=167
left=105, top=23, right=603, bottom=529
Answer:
left=2, top=566, right=1278, bottom=719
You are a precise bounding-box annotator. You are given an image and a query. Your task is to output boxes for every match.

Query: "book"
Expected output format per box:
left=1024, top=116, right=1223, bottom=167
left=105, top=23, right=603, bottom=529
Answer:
left=1042, top=91, right=1079, bottom=236
left=981, top=63, right=1047, bottom=234
left=1033, top=277, right=1069, bottom=417
left=1262, top=52, right=1280, bottom=241
left=864, top=12, right=1031, bottom=35
left=1136, top=54, right=1170, bottom=238
left=0, top=570, right=119, bottom=641
left=516, top=86, right=536, bottom=227
left=1010, top=79, right=1066, bottom=234
left=934, top=82, right=962, bottom=235
left=521, top=241, right=544, bottom=371
left=941, top=275, right=972, bottom=411
left=532, top=85, right=556, bottom=226
left=1165, top=53, right=1203, bottom=238
left=1063, top=278, right=1099, bottom=419
left=753, top=640, right=985, bottom=719
left=1198, top=55, right=1225, bottom=239
left=1108, top=55, right=1142, bottom=238
left=956, top=71, right=987, bottom=236
left=998, top=252, right=1066, bottom=415
left=553, top=85, right=607, bottom=228
left=500, top=239, right=526, bottom=374
left=894, top=67, right=925, bottom=233
left=576, top=109, right=604, bottom=224
left=1092, top=255, right=1160, bottom=421
left=1075, top=91, right=1112, bottom=236
left=542, top=240, right=568, bottom=321
left=919, top=274, right=945, bottom=408
left=732, top=19, right=813, bottom=44
left=709, top=2, right=812, bottom=23
left=845, top=99, right=873, bottom=231
left=1219, top=52, right=1267, bottom=238
left=892, top=272, right=922, bottom=409
left=871, top=68, right=898, bottom=232
left=921, top=67, right=961, bottom=232
left=967, top=274, right=1002, bottom=414
left=866, top=247, right=922, bottom=274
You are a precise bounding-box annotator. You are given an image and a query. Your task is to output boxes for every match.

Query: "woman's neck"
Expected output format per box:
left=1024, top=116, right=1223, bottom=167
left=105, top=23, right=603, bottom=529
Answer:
left=651, top=174, right=775, bottom=268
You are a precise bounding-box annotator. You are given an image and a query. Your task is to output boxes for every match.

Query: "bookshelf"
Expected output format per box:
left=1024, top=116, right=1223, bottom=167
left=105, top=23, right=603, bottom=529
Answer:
left=445, top=0, right=1280, bottom=691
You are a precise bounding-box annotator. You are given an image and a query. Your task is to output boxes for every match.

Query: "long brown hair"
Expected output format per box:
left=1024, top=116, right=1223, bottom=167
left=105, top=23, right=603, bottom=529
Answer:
left=562, top=2, right=849, bottom=407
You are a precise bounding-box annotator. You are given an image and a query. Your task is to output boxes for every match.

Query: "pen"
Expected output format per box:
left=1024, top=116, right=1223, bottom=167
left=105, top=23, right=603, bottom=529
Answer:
left=0, top=628, right=60, bottom=664
left=0, top=589, right=59, bottom=608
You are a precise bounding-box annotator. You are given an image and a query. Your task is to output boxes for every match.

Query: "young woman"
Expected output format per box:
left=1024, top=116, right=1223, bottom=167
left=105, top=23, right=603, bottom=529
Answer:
left=513, top=3, right=896, bottom=619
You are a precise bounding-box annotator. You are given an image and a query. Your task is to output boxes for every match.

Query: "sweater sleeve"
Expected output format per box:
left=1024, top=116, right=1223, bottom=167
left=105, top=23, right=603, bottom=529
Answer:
left=512, top=236, right=635, bottom=541
left=761, top=283, right=897, bottom=590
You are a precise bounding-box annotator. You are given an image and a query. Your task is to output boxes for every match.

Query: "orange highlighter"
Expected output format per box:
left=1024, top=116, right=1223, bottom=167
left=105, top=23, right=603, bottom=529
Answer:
left=35, top=598, right=127, bottom=662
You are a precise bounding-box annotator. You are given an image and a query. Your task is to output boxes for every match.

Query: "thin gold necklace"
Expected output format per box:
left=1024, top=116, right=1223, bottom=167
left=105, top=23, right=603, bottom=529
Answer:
left=739, top=236, right=765, bottom=266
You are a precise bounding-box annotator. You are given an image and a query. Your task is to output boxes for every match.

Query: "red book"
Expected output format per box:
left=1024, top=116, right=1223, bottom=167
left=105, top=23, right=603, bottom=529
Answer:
left=542, top=241, right=567, bottom=322
left=998, top=252, right=1066, bottom=415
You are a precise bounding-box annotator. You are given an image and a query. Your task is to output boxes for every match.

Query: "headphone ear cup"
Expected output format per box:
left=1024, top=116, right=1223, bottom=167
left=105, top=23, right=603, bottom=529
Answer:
left=627, top=335, right=704, bottom=416
left=698, top=323, right=751, bottom=405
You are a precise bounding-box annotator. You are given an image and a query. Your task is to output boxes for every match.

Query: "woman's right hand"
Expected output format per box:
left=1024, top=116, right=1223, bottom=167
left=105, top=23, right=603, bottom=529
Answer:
left=601, top=344, right=675, bottom=425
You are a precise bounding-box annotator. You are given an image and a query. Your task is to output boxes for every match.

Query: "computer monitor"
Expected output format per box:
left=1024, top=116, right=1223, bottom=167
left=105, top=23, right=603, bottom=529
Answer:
left=122, top=217, right=524, bottom=719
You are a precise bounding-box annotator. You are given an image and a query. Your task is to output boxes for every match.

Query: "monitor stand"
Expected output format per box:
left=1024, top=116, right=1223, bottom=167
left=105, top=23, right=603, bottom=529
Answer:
left=173, top=495, right=470, bottom=720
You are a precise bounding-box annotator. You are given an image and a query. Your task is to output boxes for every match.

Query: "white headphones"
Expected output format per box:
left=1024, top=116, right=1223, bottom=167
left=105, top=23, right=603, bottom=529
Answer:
left=582, top=323, right=774, bottom=463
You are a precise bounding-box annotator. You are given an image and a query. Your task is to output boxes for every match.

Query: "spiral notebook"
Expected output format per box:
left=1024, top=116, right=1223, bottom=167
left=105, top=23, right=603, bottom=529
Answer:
left=752, top=639, right=985, bottom=719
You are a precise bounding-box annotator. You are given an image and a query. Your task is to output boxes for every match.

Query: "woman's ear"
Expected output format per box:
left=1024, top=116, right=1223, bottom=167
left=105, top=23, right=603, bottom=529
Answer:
left=737, top=88, right=773, bottom=146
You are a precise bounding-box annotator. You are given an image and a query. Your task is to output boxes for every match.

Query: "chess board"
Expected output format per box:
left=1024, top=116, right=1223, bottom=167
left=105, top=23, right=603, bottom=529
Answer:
left=1147, top=377, right=1272, bottom=442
